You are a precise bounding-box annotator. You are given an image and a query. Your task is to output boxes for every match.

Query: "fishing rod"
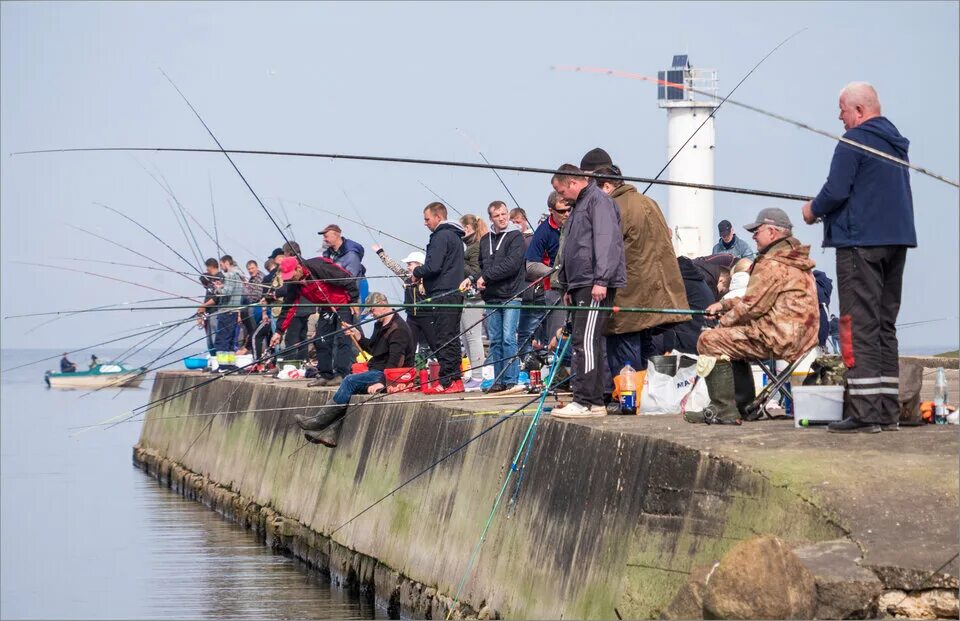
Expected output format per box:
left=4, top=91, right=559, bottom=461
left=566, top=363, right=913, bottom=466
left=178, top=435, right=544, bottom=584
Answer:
left=333, top=185, right=405, bottom=301
left=165, top=197, right=203, bottom=271
left=10, top=301, right=705, bottom=316
left=293, top=199, right=424, bottom=251
left=455, top=127, right=533, bottom=231
left=67, top=224, right=199, bottom=286
left=553, top=66, right=960, bottom=190
left=18, top=294, right=189, bottom=336
left=11, top=261, right=199, bottom=304
left=209, top=174, right=221, bottom=259
left=642, top=28, right=806, bottom=195
left=95, top=202, right=203, bottom=276
left=418, top=180, right=462, bottom=217
left=132, top=158, right=207, bottom=267
left=15, top=147, right=816, bottom=202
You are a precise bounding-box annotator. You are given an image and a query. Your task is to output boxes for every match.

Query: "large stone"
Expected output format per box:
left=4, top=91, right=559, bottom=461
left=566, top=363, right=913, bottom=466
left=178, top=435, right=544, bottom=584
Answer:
left=877, top=589, right=959, bottom=619
left=793, top=539, right=883, bottom=619
left=703, top=536, right=817, bottom=620
left=661, top=564, right=715, bottom=620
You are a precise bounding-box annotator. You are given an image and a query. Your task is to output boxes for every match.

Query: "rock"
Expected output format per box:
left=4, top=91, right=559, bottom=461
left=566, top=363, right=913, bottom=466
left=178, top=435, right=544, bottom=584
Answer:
left=661, top=564, right=715, bottom=620
left=877, top=589, right=959, bottom=619
left=702, top=536, right=817, bottom=620
left=793, top=539, right=883, bottom=619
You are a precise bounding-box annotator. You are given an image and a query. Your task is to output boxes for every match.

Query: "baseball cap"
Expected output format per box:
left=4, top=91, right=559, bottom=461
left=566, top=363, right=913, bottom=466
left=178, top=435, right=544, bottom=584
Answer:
left=318, top=224, right=342, bottom=235
left=579, top=147, right=613, bottom=172
left=744, top=208, right=793, bottom=232
left=268, top=247, right=284, bottom=261
left=718, top=220, right=733, bottom=234
left=279, top=257, right=301, bottom=281
left=401, top=251, right=426, bottom=264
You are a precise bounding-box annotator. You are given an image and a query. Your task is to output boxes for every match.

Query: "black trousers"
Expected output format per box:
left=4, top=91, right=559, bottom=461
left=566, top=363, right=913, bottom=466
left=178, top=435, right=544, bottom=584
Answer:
left=406, top=313, right=433, bottom=360
left=283, top=313, right=311, bottom=362
left=836, top=246, right=908, bottom=424
left=569, top=287, right=614, bottom=406
left=421, top=292, right=464, bottom=387
left=314, top=311, right=357, bottom=378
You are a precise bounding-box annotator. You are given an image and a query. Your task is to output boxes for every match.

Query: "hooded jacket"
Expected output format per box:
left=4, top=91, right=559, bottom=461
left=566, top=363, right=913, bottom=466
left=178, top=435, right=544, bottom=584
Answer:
left=717, top=236, right=819, bottom=361
left=810, top=117, right=917, bottom=248
left=323, top=238, right=367, bottom=278
left=558, top=182, right=627, bottom=291
left=413, top=221, right=465, bottom=296
left=604, top=184, right=689, bottom=335
left=711, top=234, right=755, bottom=260
left=722, top=271, right=750, bottom=301
left=475, top=222, right=526, bottom=303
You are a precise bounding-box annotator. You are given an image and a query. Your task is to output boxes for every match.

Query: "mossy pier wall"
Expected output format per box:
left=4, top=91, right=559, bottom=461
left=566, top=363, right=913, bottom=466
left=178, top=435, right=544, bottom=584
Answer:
left=134, top=372, right=850, bottom=619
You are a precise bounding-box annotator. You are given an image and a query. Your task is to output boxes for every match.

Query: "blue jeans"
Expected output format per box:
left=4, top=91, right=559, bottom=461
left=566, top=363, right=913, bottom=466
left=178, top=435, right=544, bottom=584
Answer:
left=517, top=302, right=546, bottom=362
left=484, top=300, right=520, bottom=386
left=332, top=370, right=386, bottom=405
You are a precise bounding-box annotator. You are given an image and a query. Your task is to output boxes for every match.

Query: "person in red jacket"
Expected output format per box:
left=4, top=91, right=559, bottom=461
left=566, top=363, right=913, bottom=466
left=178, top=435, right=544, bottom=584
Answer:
left=269, top=256, right=359, bottom=362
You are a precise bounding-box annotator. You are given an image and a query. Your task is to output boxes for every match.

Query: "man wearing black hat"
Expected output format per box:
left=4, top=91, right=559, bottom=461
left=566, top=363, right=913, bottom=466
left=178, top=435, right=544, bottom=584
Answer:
left=712, top=220, right=755, bottom=260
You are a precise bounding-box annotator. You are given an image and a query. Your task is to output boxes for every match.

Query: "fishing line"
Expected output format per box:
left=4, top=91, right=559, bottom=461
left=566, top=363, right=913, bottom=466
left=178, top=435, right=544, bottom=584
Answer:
left=292, top=199, right=425, bottom=251
left=67, top=224, right=199, bottom=286
left=642, top=28, right=807, bottom=194
left=15, top=147, right=815, bottom=201
left=455, top=127, right=532, bottom=231
left=11, top=261, right=197, bottom=304
left=417, top=180, right=462, bottom=217
left=552, top=67, right=960, bottom=189
left=95, top=202, right=203, bottom=276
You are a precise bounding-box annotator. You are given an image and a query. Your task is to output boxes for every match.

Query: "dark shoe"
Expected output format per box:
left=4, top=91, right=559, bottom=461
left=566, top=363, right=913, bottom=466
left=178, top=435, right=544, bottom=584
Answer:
left=880, top=422, right=900, bottom=431
left=296, top=400, right=347, bottom=432
left=323, top=375, right=344, bottom=387
left=484, top=383, right=507, bottom=394
left=684, top=361, right=741, bottom=425
left=827, top=418, right=881, bottom=433
left=307, top=377, right=327, bottom=388
left=304, top=417, right=344, bottom=447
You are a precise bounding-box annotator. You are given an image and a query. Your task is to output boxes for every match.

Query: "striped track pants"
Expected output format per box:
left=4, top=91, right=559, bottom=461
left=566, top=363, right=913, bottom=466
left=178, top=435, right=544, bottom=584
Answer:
left=569, top=287, right=614, bottom=406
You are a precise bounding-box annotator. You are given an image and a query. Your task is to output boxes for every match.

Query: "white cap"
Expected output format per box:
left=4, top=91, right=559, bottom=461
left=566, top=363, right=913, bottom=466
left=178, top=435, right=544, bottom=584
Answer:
left=401, top=251, right=426, bottom=264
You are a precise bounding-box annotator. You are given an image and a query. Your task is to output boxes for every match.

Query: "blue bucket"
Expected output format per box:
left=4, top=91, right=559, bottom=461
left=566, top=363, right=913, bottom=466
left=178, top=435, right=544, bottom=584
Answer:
left=184, top=356, right=208, bottom=370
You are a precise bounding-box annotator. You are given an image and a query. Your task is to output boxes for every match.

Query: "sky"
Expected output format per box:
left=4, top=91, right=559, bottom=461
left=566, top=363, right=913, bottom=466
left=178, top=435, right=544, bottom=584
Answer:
left=1, top=1, right=958, bottom=355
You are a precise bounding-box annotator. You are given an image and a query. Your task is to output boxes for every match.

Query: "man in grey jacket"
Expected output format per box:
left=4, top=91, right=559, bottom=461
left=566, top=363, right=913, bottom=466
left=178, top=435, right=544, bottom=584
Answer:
left=550, top=164, right=626, bottom=418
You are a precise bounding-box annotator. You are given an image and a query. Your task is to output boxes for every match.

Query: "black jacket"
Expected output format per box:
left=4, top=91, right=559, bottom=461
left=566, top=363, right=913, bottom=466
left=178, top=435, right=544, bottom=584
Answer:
left=359, top=314, right=416, bottom=372
left=558, top=182, right=626, bottom=290
left=670, top=256, right=718, bottom=354
left=413, top=221, right=465, bottom=297
left=475, top=225, right=526, bottom=303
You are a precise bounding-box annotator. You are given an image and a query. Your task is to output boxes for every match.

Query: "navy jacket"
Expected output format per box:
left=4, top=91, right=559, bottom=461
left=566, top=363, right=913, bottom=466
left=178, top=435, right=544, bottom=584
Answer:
left=524, top=215, right=562, bottom=266
left=558, top=183, right=627, bottom=291
left=811, top=117, right=917, bottom=248
left=413, top=221, right=465, bottom=296
left=476, top=224, right=526, bottom=303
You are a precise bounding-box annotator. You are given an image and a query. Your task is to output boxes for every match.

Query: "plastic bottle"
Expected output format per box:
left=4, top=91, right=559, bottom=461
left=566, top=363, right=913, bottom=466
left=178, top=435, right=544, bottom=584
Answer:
left=619, top=362, right=637, bottom=415
left=934, top=367, right=948, bottom=425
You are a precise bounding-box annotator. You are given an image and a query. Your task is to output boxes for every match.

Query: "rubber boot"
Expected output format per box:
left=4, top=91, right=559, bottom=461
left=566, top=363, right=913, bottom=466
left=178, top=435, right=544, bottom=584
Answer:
left=684, top=361, right=741, bottom=425
left=731, top=361, right=757, bottom=420
left=296, top=400, right=347, bottom=432
left=305, top=416, right=345, bottom=447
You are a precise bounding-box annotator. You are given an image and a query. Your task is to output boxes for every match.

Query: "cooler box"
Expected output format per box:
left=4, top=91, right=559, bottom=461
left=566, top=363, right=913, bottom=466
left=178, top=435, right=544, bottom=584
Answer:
left=792, top=385, right=844, bottom=427
left=351, top=362, right=369, bottom=374
left=385, top=367, right=417, bottom=394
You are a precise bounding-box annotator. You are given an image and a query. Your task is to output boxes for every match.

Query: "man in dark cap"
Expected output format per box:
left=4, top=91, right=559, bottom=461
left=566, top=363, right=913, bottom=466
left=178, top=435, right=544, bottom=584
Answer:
left=712, top=220, right=755, bottom=260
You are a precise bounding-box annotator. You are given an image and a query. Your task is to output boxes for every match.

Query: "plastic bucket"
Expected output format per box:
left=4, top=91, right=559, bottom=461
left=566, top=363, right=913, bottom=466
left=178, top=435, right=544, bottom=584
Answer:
left=184, top=356, right=208, bottom=370
left=792, top=385, right=845, bottom=427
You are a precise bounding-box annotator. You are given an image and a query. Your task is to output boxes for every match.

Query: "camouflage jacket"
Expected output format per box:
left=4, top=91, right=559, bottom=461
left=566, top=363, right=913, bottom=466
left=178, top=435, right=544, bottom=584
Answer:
left=718, top=236, right=819, bottom=361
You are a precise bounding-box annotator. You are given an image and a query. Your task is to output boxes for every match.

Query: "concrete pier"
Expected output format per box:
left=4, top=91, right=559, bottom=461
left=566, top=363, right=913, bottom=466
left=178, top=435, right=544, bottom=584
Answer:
left=134, top=371, right=958, bottom=619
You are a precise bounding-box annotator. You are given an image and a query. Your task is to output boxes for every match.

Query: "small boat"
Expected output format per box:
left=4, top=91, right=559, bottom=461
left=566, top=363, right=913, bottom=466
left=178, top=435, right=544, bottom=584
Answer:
left=44, top=363, right=147, bottom=389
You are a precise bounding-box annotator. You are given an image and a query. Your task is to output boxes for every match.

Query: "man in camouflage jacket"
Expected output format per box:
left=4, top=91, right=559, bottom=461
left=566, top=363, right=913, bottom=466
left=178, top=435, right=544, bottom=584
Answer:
left=699, top=208, right=819, bottom=362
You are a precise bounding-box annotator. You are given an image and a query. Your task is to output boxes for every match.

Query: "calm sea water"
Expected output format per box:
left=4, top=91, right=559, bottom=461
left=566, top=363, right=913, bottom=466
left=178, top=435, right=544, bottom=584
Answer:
left=0, top=349, right=380, bottom=620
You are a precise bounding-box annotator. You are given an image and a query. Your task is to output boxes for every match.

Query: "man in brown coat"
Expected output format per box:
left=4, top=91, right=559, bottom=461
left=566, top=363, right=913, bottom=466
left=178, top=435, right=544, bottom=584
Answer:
left=583, top=154, right=689, bottom=383
left=686, top=208, right=819, bottom=425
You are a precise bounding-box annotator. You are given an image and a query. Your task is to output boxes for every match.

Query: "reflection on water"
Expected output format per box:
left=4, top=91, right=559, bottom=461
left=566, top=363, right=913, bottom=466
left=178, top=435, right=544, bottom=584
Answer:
left=1, top=349, right=380, bottom=620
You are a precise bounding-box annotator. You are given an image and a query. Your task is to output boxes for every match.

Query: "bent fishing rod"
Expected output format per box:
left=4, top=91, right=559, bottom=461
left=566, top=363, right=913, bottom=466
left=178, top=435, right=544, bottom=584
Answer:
left=11, top=261, right=201, bottom=304
left=95, top=202, right=202, bottom=277
left=554, top=66, right=960, bottom=190
left=642, top=28, right=806, bottom=195
left=67, top=224, right=200, bottom=287
left=290, top=199, right=424, bottom=251
left=14, top=147, right=815, bottom=202
left=418, top=180, right=462, bottom=217
left=455, top=127, right=533, bottom=231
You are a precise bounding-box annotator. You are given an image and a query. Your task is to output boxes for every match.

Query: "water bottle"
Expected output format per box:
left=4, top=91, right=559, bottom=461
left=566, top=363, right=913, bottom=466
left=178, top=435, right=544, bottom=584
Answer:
left=934, top=367, right=948, bottom=425
left=619, top=362, right=637, bottom=415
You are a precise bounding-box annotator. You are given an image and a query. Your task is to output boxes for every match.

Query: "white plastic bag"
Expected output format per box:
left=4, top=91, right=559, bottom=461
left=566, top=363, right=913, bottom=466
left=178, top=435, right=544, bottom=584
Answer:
left=276, top=364, right=303, bottom=380
left=640, top=354, right=710, bottom=415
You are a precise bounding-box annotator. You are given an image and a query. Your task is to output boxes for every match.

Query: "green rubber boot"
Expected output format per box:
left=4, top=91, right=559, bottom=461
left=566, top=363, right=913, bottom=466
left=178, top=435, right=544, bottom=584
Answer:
left=684, top=361, right=741, bottom=425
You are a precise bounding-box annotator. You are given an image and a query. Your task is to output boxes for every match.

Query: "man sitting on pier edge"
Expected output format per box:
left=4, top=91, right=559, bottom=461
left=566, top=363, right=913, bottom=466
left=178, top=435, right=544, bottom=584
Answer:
left=296, top=291, right=415, bottom=448
left=685, top=208, right=819, bottom=425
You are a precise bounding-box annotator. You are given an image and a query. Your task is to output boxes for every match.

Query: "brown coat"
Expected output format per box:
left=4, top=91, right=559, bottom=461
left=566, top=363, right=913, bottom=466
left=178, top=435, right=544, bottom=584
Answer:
left=710, top=236, right=819, bottom=361
left=604, top=183, right=689, bottom=335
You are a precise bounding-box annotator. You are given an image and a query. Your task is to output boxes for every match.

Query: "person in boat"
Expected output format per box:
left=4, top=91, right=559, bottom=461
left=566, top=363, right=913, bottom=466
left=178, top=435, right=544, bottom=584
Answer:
left=60, top=353, right=77, bottom=373
left=296, top=291, right=415, bottom=448
left=89, top=354, right=99, bottom=369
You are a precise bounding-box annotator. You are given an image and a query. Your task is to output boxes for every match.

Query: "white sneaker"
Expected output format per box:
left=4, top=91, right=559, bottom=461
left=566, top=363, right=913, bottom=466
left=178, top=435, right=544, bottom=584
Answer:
left=551, top=402, right=606, bottom=419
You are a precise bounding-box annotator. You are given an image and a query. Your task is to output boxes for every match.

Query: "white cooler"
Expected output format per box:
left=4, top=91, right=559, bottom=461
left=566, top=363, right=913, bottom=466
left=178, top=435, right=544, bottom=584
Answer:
left=792, top=385, right=845, bottom=427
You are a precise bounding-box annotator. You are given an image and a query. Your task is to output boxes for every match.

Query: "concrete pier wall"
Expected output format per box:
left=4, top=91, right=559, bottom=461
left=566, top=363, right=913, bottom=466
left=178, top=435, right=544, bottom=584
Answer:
left=135, top=372, right=851, bottom=619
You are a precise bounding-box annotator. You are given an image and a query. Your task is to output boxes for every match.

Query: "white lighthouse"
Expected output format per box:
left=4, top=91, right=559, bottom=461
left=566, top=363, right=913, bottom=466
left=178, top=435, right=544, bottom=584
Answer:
left=657, top=55, right=719, bottom=258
